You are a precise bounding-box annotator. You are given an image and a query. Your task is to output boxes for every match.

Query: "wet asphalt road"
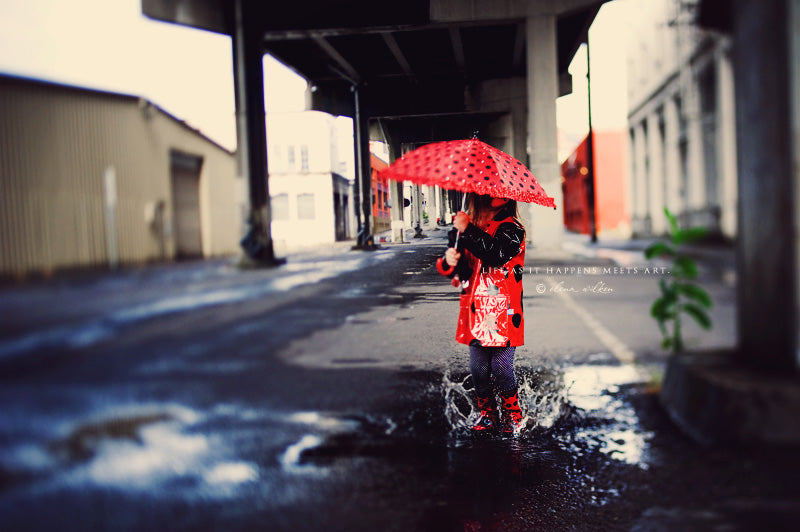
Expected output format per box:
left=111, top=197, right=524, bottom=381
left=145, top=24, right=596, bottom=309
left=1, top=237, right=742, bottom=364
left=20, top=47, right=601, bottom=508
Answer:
left=1, top=232, right=800, bottom=531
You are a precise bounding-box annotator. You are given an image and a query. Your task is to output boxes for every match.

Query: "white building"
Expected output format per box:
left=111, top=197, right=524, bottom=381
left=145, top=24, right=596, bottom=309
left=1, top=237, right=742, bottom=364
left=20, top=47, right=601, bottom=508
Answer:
left=266, top=111, right=356, bottom=253
left=626, top=0, right=737, bottom=239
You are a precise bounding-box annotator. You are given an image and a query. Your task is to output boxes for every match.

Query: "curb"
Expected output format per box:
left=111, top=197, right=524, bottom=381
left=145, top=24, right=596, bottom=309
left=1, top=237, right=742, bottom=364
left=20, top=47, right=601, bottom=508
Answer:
left=660, top=350, right=800, bottom=447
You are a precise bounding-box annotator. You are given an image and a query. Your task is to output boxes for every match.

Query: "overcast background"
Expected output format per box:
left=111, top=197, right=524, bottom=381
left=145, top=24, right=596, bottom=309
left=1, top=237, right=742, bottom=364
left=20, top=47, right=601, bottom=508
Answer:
left=0, top=0, right=632, bottom=158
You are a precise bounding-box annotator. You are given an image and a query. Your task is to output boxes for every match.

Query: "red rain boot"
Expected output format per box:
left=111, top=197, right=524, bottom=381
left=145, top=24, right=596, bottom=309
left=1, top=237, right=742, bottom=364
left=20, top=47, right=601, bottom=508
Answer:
left=500, top=391, right=524, bottom=436
left=471, top=395, right=499, bottom=433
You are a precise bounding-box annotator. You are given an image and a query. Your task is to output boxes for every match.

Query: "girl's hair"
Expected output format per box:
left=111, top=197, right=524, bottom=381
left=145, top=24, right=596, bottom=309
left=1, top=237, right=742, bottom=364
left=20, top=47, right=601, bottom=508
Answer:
left=464, top=192, right=526, bottom=230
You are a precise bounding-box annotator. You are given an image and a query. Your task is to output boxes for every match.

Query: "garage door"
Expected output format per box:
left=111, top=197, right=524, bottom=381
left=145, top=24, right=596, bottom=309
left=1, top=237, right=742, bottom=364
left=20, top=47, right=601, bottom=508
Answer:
left=170, top=151, right=203, bottom=259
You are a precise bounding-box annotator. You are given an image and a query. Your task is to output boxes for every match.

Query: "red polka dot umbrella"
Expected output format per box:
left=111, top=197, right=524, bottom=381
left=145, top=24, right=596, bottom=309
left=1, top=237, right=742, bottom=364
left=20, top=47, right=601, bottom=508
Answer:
left=377, top=137, right=556, bottom=209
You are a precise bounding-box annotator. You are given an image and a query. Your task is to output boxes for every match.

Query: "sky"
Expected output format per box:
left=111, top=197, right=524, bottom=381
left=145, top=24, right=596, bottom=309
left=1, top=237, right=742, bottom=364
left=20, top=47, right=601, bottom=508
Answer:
left=0, top=0, right=631, bottom=159
left=0, top=0, right=307, bottom=152
left=556, top=0, right=633, bottom=160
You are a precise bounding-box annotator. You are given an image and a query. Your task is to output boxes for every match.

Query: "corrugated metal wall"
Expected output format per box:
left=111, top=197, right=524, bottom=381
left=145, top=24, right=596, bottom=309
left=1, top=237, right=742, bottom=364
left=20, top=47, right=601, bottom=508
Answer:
left=0, top=76, right=240, bottom=277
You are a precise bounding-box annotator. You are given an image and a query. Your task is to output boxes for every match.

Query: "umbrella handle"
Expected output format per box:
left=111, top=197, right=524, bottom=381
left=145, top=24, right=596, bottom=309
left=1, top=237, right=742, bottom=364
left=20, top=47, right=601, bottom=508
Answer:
left=436, top=257, right=456, bottom=276
left=438, top=195, right=467, bottom=277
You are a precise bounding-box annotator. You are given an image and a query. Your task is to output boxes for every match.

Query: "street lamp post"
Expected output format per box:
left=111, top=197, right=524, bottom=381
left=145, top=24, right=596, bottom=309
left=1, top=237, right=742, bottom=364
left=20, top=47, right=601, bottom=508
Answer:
left=586, top=40, right=598, bottom=243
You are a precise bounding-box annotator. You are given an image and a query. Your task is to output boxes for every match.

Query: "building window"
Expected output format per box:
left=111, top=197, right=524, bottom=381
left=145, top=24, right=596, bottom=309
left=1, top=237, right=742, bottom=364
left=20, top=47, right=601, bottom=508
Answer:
left=272, top=193, right=289, bottom=220
left=297, top=193, right=315, bottom=220
left=300, top=145, right=309, bottom=173
left=287, top=146, right=296, bottom=172
left=270, top=145, right=282, bottom=173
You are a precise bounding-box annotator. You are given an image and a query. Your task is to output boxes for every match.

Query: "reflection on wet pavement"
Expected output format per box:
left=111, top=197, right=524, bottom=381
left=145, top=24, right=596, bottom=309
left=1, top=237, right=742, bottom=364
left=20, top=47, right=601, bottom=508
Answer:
left=0, top=360, right=658, bottom=530
left=0, top=404, right=264, bottom=499
left=268, top=360, right=655, bottom=526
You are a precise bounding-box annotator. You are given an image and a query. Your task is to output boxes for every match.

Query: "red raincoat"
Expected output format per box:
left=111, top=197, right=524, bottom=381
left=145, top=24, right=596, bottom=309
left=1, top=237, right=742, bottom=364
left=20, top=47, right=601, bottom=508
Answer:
left=444, top=214, right=525, bottom=347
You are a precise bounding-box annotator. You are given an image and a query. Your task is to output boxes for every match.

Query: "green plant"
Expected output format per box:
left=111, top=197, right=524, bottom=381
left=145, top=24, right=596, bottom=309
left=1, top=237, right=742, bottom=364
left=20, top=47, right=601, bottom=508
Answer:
left=645, top=208, right=713, bottom=353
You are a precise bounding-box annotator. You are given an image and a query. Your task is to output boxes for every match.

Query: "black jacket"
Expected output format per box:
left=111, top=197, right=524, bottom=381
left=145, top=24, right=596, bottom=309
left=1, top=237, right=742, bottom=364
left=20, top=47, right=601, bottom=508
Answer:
left=444, top=204, right=525, bottom=277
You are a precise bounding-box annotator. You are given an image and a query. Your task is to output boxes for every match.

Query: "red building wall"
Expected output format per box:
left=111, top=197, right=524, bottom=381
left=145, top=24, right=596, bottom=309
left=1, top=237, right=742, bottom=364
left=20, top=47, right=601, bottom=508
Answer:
left=561, top=130, right=629, bottom=236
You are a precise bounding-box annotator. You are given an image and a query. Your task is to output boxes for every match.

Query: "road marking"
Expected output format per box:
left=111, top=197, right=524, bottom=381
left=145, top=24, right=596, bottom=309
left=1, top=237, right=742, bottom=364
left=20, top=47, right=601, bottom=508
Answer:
left=546, top=277, right=636, bottom=364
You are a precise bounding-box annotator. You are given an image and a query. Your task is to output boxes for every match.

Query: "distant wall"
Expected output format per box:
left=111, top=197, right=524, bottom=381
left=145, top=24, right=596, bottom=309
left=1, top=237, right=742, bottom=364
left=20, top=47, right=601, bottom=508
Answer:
left=0, top=75, right=240, bottom=277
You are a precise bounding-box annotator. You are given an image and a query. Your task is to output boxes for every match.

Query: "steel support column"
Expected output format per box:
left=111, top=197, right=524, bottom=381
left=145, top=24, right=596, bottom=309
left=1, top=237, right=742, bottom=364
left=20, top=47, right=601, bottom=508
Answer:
left=233, top=0, right=279, bottom=265
left=352, top=86, right=376, bottom=249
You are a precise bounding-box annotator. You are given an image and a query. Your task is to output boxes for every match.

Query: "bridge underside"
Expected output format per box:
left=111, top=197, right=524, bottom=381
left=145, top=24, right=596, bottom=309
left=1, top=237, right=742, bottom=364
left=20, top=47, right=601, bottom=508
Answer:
left=142, top=0, right=604, bottom=253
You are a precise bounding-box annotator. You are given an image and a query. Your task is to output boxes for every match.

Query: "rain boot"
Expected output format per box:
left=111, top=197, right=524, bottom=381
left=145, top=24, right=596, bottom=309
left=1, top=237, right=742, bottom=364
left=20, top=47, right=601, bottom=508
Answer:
left=500, top=391, right=524, bottom=436
left=471, top=395, right=499, bottom=433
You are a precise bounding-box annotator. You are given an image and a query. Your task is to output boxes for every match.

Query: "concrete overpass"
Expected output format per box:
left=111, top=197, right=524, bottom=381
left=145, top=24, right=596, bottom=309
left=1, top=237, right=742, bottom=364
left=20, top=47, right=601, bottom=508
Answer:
left=142, top=0, right=606, bottom=258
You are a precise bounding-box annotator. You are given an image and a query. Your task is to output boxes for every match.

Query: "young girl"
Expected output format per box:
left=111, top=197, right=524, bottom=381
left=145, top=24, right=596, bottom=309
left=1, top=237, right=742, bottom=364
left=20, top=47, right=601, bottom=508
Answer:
left=440, top=193, right=526, bottom=435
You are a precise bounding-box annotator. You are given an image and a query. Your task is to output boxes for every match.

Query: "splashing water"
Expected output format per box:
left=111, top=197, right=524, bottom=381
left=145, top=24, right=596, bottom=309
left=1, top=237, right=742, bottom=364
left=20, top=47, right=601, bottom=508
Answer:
left=517, top=369, right=573, bottom=430
left=441, top=368, right=572, bottom=436
left=441, top=372, right=474, bottom=430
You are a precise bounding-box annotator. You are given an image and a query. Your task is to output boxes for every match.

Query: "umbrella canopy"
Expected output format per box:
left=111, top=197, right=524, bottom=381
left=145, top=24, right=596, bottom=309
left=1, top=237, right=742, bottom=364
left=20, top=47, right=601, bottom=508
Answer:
left=377, top=138, right=556, bottom=209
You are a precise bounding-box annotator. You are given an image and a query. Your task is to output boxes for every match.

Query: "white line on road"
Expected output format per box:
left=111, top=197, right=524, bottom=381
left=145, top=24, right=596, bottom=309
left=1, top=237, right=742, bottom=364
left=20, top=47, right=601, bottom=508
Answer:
left=546, top=277, right=636, bottom=364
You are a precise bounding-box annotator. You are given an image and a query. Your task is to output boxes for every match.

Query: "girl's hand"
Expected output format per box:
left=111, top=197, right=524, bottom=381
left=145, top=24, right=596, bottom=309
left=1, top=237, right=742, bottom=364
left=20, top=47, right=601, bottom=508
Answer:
left=445, top=247, right=461, bottom=267
left=453, top=211, right=470, bottom=232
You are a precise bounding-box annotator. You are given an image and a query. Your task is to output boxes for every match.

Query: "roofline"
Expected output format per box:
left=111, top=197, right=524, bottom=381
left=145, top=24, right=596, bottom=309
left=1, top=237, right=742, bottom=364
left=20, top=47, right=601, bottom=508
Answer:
left=0, top=72, right=234, bottom=156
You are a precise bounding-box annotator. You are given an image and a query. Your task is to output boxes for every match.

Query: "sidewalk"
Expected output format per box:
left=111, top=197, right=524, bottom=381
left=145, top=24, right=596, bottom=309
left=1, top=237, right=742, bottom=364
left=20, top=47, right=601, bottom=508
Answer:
left=548, top=234, right=800, bottom=448
left=558, top=231, right=737, bottom=284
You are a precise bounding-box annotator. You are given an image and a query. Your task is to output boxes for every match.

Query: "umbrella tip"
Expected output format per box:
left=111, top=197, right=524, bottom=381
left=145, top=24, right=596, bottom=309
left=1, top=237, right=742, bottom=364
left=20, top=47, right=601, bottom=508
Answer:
left=472, top=130, right=479, bottom=139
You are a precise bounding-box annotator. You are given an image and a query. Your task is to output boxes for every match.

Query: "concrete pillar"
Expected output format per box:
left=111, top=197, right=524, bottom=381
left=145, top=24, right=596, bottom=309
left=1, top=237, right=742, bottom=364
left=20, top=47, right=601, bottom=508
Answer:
left=791, top=0, right=800, bottom=368
left=425, top=185, right=438, bottom=228
left=685, top=74, right=707, bottom=214
left=232, top=0, right=277, bottom=264
left=412, top=184, right=424, bottom=238
left=632, top=121, right=648, bottom=232
left=663, top=95, right=683, bottom=217
left=716, top=43, right=738, bottom=239
left=389, top=179, right=405, bottom=243
left=647, top=112, right=666, bottom=234
left=626, top=127, right=636, bottom=235
left=525, top=15, right=562, bottom=248
left=437, top=186, right=447, bottom=226
left=383, top=134, right=405, bottom=243
left=733, top=0, right=797, bottom=370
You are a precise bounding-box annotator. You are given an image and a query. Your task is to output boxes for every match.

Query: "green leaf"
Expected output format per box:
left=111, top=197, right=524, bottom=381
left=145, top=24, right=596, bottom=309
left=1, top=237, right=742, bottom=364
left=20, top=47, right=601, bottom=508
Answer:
left=677, top=283, right=712, bottom=308
left=674, top=256, right=698, bottom=279
left=681, top=303, right=713, bottom=329
left=662, top=337, right=673, bottom=350
left=673, top=226, right=708, bottom=245
left=651, top=297, right=676, bottom=320
left=650, top=297, right=667, bottom=319
left=664, top=207, right=679, bottom=235
left=645, top=241, right=675, bottom=259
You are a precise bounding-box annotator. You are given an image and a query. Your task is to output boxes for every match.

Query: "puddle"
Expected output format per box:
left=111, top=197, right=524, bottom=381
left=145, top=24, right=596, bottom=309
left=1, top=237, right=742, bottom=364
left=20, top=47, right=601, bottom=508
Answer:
left=439, top=362, right=653, bottom=471
left=1, top=404, right=260, bottom=497
left=0, top=361, right=659, bottom=531
left=441, top=367, right=575, bottom=435
left=52, top=412, right=176, bottom=463
left=279, top=434, right=327, bottom=475
left=278, top=362, right=653, bottom=478
left=286, top=411, right=361, bottom=432
left=277, top=361, right=653, bottom=492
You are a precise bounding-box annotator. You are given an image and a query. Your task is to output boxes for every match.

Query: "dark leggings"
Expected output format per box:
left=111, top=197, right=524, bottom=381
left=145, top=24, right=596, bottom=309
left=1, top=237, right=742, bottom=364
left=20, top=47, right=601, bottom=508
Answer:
left=469, top=345, right=517, bottom=398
